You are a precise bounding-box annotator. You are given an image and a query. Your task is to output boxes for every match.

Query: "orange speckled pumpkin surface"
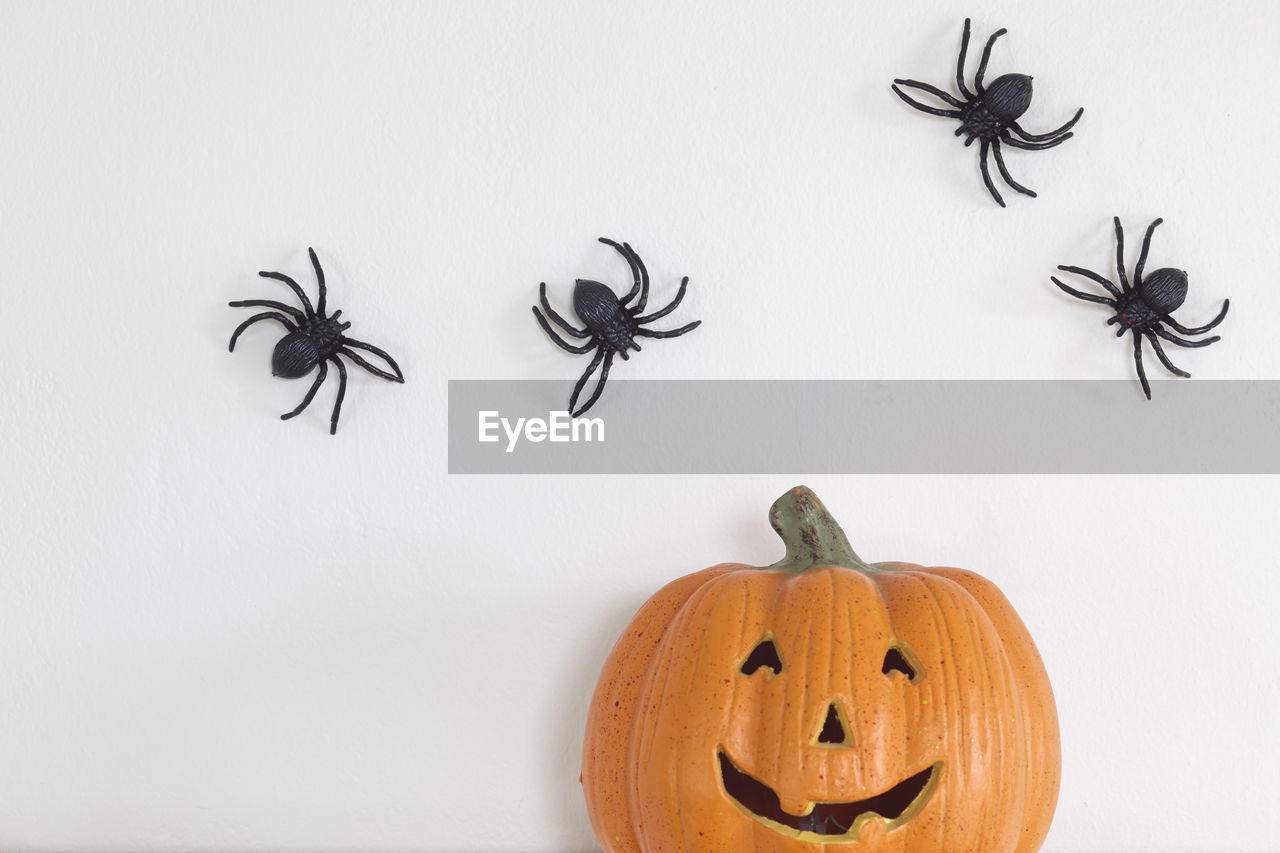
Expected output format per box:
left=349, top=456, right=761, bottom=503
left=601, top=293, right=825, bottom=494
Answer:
left=581, top=486, right=1060, bottom=853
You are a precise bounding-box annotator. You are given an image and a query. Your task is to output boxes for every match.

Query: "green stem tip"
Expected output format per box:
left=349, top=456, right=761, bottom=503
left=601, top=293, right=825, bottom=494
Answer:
left=764, top=486, right=872, bottom=574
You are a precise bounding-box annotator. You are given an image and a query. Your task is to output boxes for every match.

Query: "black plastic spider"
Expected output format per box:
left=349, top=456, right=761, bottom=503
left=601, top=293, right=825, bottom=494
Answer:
left=891, top=18, right=1084, bottom=207
left=532, top=238, right=701, bottom=417
left=1052, top=217, right=1229, bottom=399
left=228, top=248, right=404, bottom=434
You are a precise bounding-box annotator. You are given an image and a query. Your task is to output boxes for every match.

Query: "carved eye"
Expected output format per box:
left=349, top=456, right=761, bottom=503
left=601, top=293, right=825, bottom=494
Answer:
left=882, top=640, right=923, bottom=683
left=738, top=634, right=785, bottom=678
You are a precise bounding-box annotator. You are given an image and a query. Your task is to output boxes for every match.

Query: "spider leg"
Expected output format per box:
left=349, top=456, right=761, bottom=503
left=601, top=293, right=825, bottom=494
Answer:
left=1056, top=265, right=1123, bottom=299
left=999, top=134, right=1072, bottom=151
left=978, top=140, right=1005, bottom=207
left=634, top=320, right=701, bottom=339
left=892, top=78, right=964, bottom=108
left=327, top=355, right=348, bottom=435
left=974, top=25, right=1008, bottom=93
left=1166, top=299, right=1230, bottom=335
left=228, top=312, right=296, bottom=351
left=1050, top=276, right=1114, bottom=305
left=1145, top=332, right=1190, bottom=378
left=573, top=351, right=615, bottom=418
left=281, top=359, right=328, bottom=421
left=1132, top=333, right=1151, bottom=400
left=308, top=248, right=327, bottom=318
left=533, top=307, right=596, bottom=353
left=1133, top=218, right=1163, bottom=287
left=567, top=347, right=606, bottom=415
left=340, top=345, right=405, bottom=383
left=258, top=270, right=316, bottom=317
left=1011, top=108, right=1084, bottom=142
left=896, top=78, right=962, bottom=110
left=991, top=139, right=1036, bottom=197
left=890, top=83, right=964, bottom=118
left=628, top=243, right=651, bottom=312
left=228, top=299, right=306, bottom=322
left=538, top=283, right=590, bottom=337
left=341, top=337, right=404, bottom=379
left=1113, top=217, right=1131, bottom=293
left=1153, top=326, right=1220, bottom=348
left=955, top=18, right=975, bottom=99
left=599, top=238, right=646, bottom=308
left=633, top=277, right=690, bottom=323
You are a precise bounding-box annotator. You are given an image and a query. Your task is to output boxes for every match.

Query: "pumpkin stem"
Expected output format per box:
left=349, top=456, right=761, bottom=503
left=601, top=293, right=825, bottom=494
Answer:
left=764, top=486, right=874, bottom=574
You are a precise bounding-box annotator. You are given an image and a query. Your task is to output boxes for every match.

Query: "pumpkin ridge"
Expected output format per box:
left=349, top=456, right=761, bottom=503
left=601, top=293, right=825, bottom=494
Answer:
left=947, top=575, right=1003, bottom=851
left=918, top=569, right=1031, bottom=851
left=927, top=568, right=1060, bottom=852
left=582, top=565, right=736, bottom=852
left=634, top=567, right=768, bottom=849
left=677, top=574, right=735, bottom=853
left=973, top=580, right=1025, bottom=852
left=932, top=572, right=990, bottom=850
left=879, top=568, right=957, bottom=848
left=632, top=572, right=725, bottom=847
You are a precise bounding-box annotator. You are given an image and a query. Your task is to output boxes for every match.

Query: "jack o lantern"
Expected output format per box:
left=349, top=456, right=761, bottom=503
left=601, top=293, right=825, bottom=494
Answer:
left=581, top=486, right=1059, bottom=852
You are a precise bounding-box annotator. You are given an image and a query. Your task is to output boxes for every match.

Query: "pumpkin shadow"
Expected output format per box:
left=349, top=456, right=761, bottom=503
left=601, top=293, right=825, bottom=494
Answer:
left=543, top=592, right=648, bottom=853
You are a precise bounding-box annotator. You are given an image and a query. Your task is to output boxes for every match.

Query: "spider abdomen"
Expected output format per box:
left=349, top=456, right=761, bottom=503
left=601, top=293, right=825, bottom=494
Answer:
left=1140, top=268, right=1189, bottom=316
left=573, top=279, right=637, bottom=351
left=573, top=280, right=623, bottom=326
left=272, top=332, right=321, bottom=378
left=983, top=73, right=1033, bottom=122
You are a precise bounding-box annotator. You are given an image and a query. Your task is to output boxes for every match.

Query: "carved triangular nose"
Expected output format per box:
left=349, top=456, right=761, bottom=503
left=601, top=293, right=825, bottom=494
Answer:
left=814, top=700, right=853, bottom=749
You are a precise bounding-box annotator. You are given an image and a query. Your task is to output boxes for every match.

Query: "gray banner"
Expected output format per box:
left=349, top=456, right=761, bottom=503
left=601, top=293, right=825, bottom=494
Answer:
left=448, top=380, right=1280, bottom=474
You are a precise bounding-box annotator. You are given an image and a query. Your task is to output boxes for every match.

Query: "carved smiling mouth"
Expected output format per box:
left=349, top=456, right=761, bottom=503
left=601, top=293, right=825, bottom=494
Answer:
left=718, top=748, right=942, bottom=842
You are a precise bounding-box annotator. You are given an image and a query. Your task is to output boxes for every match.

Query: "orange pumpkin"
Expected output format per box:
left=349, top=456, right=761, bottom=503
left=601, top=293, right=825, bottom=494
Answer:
left=581, top=486, right=1060, bottom=852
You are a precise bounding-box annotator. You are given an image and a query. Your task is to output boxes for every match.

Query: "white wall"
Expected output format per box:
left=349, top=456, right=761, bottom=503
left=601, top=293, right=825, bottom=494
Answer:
left=2, top=1, right=1278, bottom=850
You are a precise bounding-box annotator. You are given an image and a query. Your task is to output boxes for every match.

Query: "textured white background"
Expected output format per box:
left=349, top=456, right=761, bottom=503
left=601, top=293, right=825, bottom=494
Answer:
left=2, top=1, right=1279, bottom=851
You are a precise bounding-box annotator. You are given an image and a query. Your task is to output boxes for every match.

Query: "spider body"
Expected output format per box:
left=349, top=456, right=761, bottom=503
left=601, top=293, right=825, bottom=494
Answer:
left=272, top=316, right=350, bottom=378
left=1109, top=269, right=1188, bottom=335
left=1110, top=290, right=1164, bottom=333
left=892, top=18, right=1083, bottom=207
left=533, top=238, right=701, bottom=417
left=1118, top=269, right=1188, bottom=320
left=1052, top=218, right=1229, bottom=399
left=957, top=74, right=1031, bottom=139
left=228, top=248, right=404, bottom=434
left=572, top=279, right=640, bottom=356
